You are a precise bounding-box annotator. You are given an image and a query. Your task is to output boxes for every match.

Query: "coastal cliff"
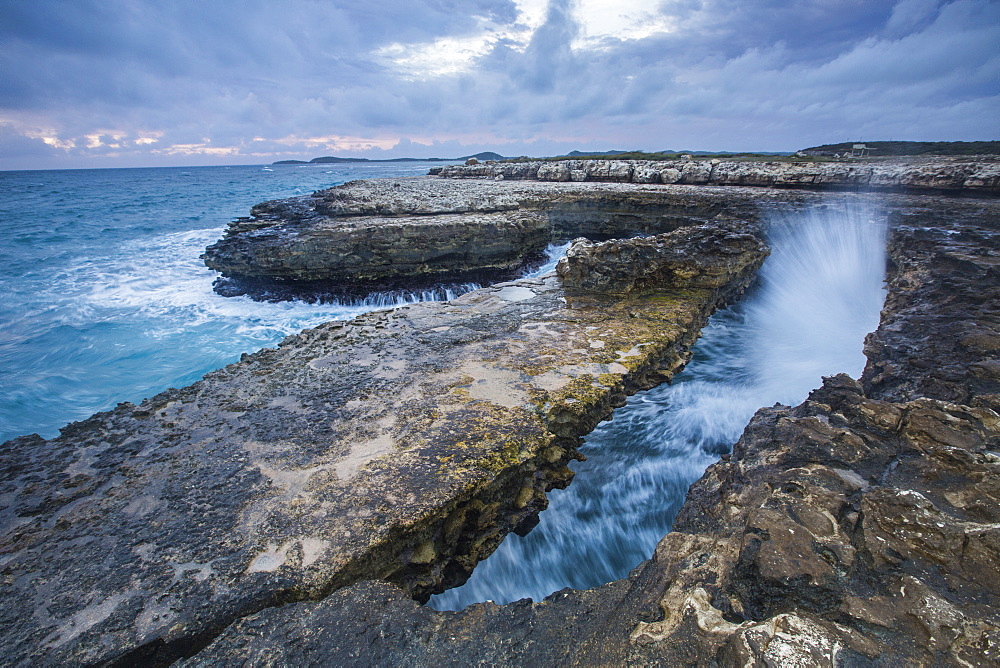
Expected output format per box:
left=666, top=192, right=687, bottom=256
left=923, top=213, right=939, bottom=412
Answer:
left=203, top=159, right=998, bottom=300
left=203, top=177, right=809, bottom=298
left=438, top=157, right=1000, bottom=194
left=2, top=174, right=998, bottom=665
left=0, top=218, right=765, bottom=665
left=186, top=195, right=1000, bottom=666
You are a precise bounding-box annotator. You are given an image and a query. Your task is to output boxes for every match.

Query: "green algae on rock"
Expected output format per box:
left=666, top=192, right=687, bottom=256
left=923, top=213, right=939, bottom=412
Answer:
left=0, top=220, right=766, bottom=666
left=181, top=196, right=1000, bottom=666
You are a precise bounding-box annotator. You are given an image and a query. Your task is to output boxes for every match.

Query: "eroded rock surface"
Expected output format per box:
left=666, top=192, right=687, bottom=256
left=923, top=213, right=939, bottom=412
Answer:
left=863, top=203, right=1000, bottom=410
left=203, top=178, right=804, bottom=297
left=183, top=378, right=1000, bottom=666
left=184, top=198, right=1000, bottom=666
left=205, top=161, right=998, bottom=299
left=557, top=222, right=765, bottom=295
left=0, top=224, right=765, bottom=665
left=440, top=157, right=1000, bottom=194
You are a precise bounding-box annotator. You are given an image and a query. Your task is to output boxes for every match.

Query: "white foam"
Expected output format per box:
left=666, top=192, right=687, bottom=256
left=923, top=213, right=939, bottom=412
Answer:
left=430, top=198, right=888, bottom=611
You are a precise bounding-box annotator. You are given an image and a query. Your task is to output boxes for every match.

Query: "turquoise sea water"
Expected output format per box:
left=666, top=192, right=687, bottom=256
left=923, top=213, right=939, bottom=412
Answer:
left=0, top=162, right=458, bottom=443
left=431, top=200, right=887, bottom=609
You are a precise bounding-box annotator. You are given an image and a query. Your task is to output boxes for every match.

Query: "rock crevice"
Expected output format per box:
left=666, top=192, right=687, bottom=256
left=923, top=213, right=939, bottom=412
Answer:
left=182, top=194, right=1000, bottom=666
left=1, top=217, right=766, bottom=666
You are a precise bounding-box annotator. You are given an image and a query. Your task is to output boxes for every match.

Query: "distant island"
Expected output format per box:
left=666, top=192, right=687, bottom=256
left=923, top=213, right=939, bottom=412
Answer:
left=275, top=141, right=1000, bottom=166
left=272, top=152, right=506, bottom=165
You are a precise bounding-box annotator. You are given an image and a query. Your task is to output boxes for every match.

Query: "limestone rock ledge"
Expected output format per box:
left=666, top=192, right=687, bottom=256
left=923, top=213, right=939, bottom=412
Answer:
left=557, top=223, right=765, bottom=295
left=438, top=157, right=1000, bottom=194
left=0, top=224, right=766, bottom=665
left=182, top=201, right=1000, bottom=666
left=202, top=178, right=802, bottom=298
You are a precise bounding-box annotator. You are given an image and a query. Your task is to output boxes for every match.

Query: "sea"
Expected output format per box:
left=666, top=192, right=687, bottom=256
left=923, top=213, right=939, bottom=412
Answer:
left=0, top=162, right=471, bottom=444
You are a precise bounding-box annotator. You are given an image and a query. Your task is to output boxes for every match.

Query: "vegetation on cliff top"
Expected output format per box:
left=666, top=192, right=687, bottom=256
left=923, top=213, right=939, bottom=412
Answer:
left=800, top=140, right=1000, bottom=156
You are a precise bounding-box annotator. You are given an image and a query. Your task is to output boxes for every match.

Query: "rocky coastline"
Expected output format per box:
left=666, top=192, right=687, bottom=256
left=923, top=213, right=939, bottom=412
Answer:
left=204, top=159, right=998, bottom=301
left=2, top=170, right=998, bottom=665
left=437, top=156, right=1000, bottom=194
left=189, top=190, right=1000, bottom=666
left=1, top=212, right=766, bottom=664
left=203, top=177, right=817, bottom=299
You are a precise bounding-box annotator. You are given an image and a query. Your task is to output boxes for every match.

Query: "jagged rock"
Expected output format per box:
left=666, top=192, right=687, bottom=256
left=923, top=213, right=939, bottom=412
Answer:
left=202, top=178, right=801, bottom=298
left=438, top=157, right=1000, bottom=194
left=7, top=174, right=1000, bottom=665
left=204, top=210, right=550, bottom=284
left=556, top=222, right=767, bottom=294
left=0, top=223, right=766, bottom=666
left=183, top=196, right=1000, bottom=666
left=862, top=205, right=1000, bottom=410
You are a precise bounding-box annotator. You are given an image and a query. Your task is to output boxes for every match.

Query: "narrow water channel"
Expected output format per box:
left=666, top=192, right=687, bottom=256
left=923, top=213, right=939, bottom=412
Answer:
left=429, top=199, right=888, bottom=610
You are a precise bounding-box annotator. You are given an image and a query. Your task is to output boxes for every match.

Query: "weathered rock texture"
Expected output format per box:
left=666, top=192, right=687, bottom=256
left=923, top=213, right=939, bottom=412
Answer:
left=557, top=223, right=765, bottom=295
left=0, top=224, right=766, bottom=665
left=206, top=210, right=549, bottom=284
left=863, top=202, right=1000, bottom=410
left=183, top=196, right=1000, bottom=666
left=205, top=161, right=997, bottom=298
left=203, top=177, right=807, bottom=296
left=439, top=157, right=1000, bottom=194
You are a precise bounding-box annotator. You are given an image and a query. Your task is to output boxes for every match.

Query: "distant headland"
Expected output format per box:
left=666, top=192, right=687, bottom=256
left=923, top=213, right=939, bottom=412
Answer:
left=275, top=141, right=1000, bottom=166
left=272, top=152, right=505, bottom=165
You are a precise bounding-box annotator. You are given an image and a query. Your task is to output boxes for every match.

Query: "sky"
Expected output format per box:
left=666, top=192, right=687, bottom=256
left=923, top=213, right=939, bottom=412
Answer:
left=1, top=0, right=998, bottom=170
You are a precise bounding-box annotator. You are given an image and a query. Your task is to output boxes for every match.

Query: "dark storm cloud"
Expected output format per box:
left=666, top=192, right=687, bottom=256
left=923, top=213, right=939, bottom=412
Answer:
left=0, top=0, right=996, bottom=169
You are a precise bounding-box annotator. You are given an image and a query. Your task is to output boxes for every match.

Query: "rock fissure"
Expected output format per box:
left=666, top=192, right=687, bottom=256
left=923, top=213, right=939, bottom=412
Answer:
left=1, top=203, right=767, bottom=664
left=4, top=174, right=999, bottom=665
left=177, top=188, right=1000, bottom=666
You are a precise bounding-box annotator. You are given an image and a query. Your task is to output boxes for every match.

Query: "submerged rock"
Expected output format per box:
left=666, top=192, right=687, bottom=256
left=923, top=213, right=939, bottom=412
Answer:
left=0, top=221, right=766, bottom=665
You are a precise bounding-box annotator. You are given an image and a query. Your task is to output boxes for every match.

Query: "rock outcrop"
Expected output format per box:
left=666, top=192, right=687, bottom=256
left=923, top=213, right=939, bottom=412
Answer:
left=182, top=377, right=1000, bottom=667
left=202, top=178, right=805, bottom=299
left=557, top=222, right=766, bottom=295
left=182, top=196, right=1000, bottom=666
left=0, top=223, right=766, bottom=665
left=204, top=160, right=997, bottom=300
left=863, top=202, right=1000, bottom=410
left=438, top=157, right=1000, bottom=194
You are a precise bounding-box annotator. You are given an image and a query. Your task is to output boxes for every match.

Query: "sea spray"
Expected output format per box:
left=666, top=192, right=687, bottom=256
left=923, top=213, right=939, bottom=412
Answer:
left=0, top=162, right=456, bottom=443
left=429, top=198, right=887, bottom=610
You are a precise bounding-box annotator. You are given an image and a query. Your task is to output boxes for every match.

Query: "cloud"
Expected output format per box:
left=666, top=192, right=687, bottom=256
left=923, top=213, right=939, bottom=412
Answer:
left=0, top=0, right=996, bottom=169
left=0, top=123, right=58, bottom=161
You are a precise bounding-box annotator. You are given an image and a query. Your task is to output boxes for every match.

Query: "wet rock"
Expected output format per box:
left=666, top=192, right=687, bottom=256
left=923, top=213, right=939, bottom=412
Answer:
left=862, top=204, right=1000, bottom=410
left=557, top=221, right=767, bottom=295
left=184, top=196, right=1000, bottom=666
left=204, top=210, right=550, bottom=284
left=0, top=223, right=765, bottom=665
left=203, top=177, right=811, bottom=298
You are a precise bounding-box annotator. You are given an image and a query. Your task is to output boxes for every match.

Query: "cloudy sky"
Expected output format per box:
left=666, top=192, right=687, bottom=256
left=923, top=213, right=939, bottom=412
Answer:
left=1, top=0, right=997, bottom=169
